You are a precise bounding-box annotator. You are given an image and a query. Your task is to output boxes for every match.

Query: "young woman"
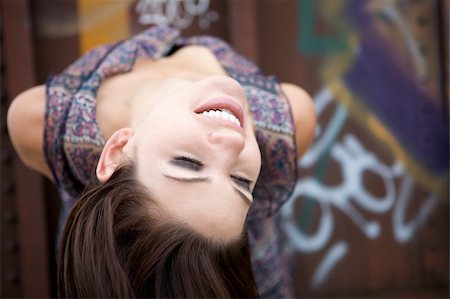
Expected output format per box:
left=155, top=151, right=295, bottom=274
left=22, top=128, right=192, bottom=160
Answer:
left=7, top=26, right=316, bottom=298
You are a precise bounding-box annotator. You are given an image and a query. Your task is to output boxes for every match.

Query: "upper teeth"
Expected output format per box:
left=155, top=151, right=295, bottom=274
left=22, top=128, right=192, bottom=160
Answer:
left=201, top=109, right=241, bottom=127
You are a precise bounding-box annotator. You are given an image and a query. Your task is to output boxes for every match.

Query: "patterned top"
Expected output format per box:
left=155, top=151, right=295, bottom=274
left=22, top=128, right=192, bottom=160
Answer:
left=45, top=26, right=297, bottom=297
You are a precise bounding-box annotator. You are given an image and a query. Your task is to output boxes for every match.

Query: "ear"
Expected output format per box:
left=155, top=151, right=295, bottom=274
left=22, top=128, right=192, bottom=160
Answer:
left=96, top=128, right=134, bottom=182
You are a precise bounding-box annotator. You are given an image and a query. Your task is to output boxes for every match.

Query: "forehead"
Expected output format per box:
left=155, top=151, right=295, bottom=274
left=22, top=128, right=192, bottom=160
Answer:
left=136, top=165, right=249, bottom=241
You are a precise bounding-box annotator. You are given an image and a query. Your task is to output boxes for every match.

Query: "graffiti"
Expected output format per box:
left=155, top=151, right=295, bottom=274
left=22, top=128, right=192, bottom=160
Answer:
left=298, top=0, right=449, bottom=182
left=375, top=0, right=428, bottom=81
left=281, top=88, right=439, bottom=287
left=136, top=0, right=219, bottom=30
left=312, top=241, right=348, bottom=288
left=283, top=131, right=398, bottom=245
left=297, top=0, right=350, bottom=54
left=393, top=174, right=438, bottom=243
left=299, top=87, right=348, bottom=168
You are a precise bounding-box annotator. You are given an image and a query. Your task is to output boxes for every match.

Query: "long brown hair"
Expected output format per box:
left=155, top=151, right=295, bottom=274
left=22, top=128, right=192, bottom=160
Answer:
left=57, top=162, right=258, bottom=298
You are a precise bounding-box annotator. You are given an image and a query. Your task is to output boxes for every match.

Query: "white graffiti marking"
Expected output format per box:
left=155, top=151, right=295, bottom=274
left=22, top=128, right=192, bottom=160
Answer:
left=282, top=89, right=437, bottom=287
left=281, top=134, right=395, bottom=258
left=282, top=190, right=333, bottom=252
left=393, top=174, right=438, bottom=243
left=284, top=133, right=397, bottom=243
left=136, top=0, right=219, bottom=30
left=300, top=87, right=348, bottom=168
left=332, top=134, right=396, bottom=215
left=312, top=242, right=349, bottom=288
left=376, top=0, right=428, bottom=81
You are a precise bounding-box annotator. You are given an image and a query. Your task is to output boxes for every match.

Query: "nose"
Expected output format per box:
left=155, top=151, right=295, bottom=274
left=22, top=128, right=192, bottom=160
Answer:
left=208, top=130, right=245, bottom=160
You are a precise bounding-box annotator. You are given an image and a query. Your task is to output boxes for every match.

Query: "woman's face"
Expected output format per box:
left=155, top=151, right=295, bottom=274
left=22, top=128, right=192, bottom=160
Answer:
left=128, top=76, right=261, bottom=241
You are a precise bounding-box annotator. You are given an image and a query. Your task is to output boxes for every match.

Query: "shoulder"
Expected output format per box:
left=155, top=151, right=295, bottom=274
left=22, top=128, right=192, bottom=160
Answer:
left=280, top=83, right=316, bottom=158
left=7, top=85, right=52, bottom=179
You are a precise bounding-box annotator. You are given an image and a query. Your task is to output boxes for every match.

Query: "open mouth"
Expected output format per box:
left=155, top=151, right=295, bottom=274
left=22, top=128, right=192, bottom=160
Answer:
left=198, top=109, right=241, bottom=127
left=194, top=97, right=245, bottom=128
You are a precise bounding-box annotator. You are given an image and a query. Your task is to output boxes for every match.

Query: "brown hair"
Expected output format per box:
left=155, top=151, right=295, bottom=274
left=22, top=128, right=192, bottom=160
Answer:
left=58, top=163, right=258, bottom=298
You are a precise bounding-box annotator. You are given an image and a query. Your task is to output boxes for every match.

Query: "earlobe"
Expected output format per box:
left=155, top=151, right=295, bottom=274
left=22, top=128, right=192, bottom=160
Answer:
left=96, top=128, right=134, bottom=182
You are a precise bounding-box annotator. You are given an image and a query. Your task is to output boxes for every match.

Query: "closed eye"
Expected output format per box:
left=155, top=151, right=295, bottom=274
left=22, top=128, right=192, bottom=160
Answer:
left=231, top=175, right=252, bottom=192
left=171, top=157, right=252, bottom=194
left=171, top=156, right=204, bottom=171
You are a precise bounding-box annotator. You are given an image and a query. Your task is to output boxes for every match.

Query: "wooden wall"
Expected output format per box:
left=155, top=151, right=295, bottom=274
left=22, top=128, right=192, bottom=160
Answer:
left=1, top=0, right=448, bottom=297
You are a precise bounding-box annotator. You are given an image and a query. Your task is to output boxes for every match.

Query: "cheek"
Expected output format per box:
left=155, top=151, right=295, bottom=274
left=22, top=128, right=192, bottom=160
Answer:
left=249, top=138, right=262, bottom=175
left=144, top=112, right=188, bottom=139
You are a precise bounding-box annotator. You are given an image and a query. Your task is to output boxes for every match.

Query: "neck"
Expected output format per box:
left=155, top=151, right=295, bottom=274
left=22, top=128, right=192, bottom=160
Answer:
left=96, top=45, right=228, bottom=140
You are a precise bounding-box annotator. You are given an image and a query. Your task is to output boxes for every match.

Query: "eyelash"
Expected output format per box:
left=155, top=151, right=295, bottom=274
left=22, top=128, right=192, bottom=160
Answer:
left=174, top=156, right=252, bottom=190
left=173, top=156, right=204, bottom=170
left=231, top=175, right=252, bottom=191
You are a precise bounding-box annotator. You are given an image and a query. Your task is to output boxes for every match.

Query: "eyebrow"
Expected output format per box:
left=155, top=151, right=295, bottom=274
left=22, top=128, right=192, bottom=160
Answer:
left=164, top=174, right=211, bottom=182
left=163, top=174, right=253, bottom=203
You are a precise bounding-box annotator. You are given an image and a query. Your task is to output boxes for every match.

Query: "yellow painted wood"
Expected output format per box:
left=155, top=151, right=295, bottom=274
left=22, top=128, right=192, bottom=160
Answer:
left=77, top=0, right=132, bottom=54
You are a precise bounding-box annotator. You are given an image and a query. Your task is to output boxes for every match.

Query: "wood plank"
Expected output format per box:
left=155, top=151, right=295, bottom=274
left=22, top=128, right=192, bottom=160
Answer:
left=226, top=0, right=259, bottom=64
left=3, top=0, right=51, bottom=297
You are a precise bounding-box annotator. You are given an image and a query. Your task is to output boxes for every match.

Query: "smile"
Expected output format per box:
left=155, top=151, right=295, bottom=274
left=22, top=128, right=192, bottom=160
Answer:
left=200, top=109, right=241, bottom=127
left=194, top=97, right=245, bottom=128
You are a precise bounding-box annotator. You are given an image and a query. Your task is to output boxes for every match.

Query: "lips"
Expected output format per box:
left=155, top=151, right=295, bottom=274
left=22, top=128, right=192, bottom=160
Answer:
left=194, top=97, right=245, bottom=128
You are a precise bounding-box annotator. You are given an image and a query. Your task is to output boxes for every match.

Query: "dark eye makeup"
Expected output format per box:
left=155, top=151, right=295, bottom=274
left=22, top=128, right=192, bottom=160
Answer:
left=171, top=155, right=252, bottom=192
left=172, top=156, right=204, bottom=171
left=231, top=175, right=252, bottom=192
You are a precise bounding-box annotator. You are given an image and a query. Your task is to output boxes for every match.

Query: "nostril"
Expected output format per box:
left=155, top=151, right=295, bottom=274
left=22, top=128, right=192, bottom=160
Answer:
left=208, top=131, right=245, bottom=151
left=208, top=132, right=220, bottom=144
